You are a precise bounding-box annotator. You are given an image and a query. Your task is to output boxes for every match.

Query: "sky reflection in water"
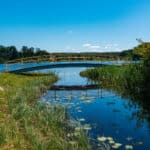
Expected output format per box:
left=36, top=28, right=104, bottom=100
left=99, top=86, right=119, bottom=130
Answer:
left=40, top=67, right=150, bottom=150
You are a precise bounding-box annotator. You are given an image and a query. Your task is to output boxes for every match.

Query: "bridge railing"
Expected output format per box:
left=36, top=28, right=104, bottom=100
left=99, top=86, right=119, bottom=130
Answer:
left=6, top=55, right=109, bottom=64
left=1, top=55, right=125, bottom=72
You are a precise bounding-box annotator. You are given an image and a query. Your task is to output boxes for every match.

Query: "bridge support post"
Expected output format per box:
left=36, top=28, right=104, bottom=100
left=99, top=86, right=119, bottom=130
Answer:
left=20, top=59, right=24, bottom=70
left=5, top=63, right=8, bottom=72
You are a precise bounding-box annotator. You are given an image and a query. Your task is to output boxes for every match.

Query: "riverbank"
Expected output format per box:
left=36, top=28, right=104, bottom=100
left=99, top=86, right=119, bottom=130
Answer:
left=80, top=64, right=148, bottom=100
left=0, top=73, right=88, bottom=149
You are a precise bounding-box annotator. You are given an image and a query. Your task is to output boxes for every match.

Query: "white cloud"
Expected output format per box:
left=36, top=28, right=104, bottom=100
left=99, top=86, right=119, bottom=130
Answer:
left=90, top=45, right=100, bottom=49
left=82, top=43, right=91, bottom=48
left=82, top=42, right=121, bottom=52
left=51, top=42, right=120, bottom=53
left=82, top=43, right=100, bottom=49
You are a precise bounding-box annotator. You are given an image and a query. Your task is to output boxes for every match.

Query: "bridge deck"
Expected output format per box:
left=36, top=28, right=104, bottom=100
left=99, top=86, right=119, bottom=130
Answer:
left=0, top=61, right=131, bottom=73
left=8, top=62, right=106, bottom=73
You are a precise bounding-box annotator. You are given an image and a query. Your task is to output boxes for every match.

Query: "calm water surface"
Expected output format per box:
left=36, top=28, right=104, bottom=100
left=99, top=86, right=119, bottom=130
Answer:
left=41, top=67, right=150, bottom=150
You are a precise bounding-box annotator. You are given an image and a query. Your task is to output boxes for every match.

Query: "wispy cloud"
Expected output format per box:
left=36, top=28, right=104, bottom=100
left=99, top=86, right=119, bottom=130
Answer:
left=82, top=43, right=100, bottom=49
left=51, top=43, right=120, bottom=53
left=82, top=43, right=120, bottom=52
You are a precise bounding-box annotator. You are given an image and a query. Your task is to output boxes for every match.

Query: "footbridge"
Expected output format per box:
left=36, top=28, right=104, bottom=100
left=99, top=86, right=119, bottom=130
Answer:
left=0, top=55, right=128, bottom=73
left=6, top=62, right=106, bottom=73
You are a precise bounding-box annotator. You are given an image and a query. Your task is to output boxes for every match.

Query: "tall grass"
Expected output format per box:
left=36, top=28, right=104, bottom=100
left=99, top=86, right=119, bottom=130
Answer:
left=80, top=64, right=145, bottom=99
left=0, top=73, right=89, bottom=150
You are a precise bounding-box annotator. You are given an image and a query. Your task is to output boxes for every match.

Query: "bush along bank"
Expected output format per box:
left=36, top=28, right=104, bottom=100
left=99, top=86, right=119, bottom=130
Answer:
left=81, top=64, right=147, bottom=98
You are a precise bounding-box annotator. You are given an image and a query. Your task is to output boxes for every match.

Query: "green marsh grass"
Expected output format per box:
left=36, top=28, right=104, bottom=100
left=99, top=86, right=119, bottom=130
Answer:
left=80, top=64, right=144, bottom=96
left=0, top=73, right=89, bottom=150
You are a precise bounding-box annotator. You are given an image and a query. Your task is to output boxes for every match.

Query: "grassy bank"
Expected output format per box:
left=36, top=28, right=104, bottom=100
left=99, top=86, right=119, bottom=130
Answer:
left=0, top=73, right=88, bottom=150
left=80, top=64, right=146, bottom=99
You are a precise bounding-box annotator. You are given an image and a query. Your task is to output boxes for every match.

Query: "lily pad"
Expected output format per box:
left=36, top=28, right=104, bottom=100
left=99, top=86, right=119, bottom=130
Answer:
left=82, top=124, right=91, bottom=130
left=78, top=118, right=85, bottom=122
left=109, top=140, right=115, bottom=144
left=112, top=143, right=122, bottom=149
left=126, top=136, right=133, bottom=141
left=125, top=145, right=133, bottom=150
left=107, top=137, right=113, bottom=141
left=97, top=136, right=107, bottom=142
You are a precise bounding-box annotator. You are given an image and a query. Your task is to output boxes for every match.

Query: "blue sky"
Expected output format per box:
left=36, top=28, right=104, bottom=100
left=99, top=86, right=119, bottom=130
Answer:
left=0, top=0, right=150, bottom=52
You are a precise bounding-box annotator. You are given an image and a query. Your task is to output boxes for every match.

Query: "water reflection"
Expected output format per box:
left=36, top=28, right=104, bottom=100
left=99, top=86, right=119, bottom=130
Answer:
left=101, top=84, right=150, bottom=131
left=41, top=67, right=150, bottom=150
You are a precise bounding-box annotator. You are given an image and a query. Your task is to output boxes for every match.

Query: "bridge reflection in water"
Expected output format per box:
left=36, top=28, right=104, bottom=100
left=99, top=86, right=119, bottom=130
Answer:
left=50, top=85, right=99, bottom=90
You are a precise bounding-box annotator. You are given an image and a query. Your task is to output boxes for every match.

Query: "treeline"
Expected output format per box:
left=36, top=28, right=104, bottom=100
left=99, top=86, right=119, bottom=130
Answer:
left=119, top=49, right=141, bottom=60
left=0, top=45, right=49, bottom=63
left=0, top=44, right=141, bottom=63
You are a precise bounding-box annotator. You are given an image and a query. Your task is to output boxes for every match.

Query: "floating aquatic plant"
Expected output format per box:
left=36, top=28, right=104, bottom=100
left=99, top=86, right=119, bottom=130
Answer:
left=84, top=100, right=92, bottom=103
left=109, top=140, right=115, bottom=144
left=107, top=137, right=113, bottom=141
left=78, top=118, right=85, bottom=122
left=137, top=141, right=143, bottom=145
left=125, top=145, right=133, bottom=150
left=82, top=124, right=91, bottom=130
left=97, top=136, right=107, bottom=142
left=126, top=136, right=133, bottom=141
left=112, top=143, right=122, bottom=149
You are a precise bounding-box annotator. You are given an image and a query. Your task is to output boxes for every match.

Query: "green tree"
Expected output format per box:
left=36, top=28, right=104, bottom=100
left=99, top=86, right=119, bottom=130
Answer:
left=133, top=43, right=150, bottom=61
left=7, top=46, right=19, bottom=60
left=21, top=46, right=34, bottom=57
left=35, top=48, right=49, bottom=56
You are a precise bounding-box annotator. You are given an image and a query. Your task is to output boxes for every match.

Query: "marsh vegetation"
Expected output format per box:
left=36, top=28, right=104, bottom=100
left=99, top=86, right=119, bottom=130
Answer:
left=0, top=73, right=88, bottom=149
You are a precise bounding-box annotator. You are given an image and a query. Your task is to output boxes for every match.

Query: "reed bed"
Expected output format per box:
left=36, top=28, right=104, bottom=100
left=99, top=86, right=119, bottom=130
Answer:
left=80, top=64, right=145, bottom=99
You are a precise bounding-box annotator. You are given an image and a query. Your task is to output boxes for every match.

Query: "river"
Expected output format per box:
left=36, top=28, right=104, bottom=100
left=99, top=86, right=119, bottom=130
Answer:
left=40, top=67, right=150, bottom=150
